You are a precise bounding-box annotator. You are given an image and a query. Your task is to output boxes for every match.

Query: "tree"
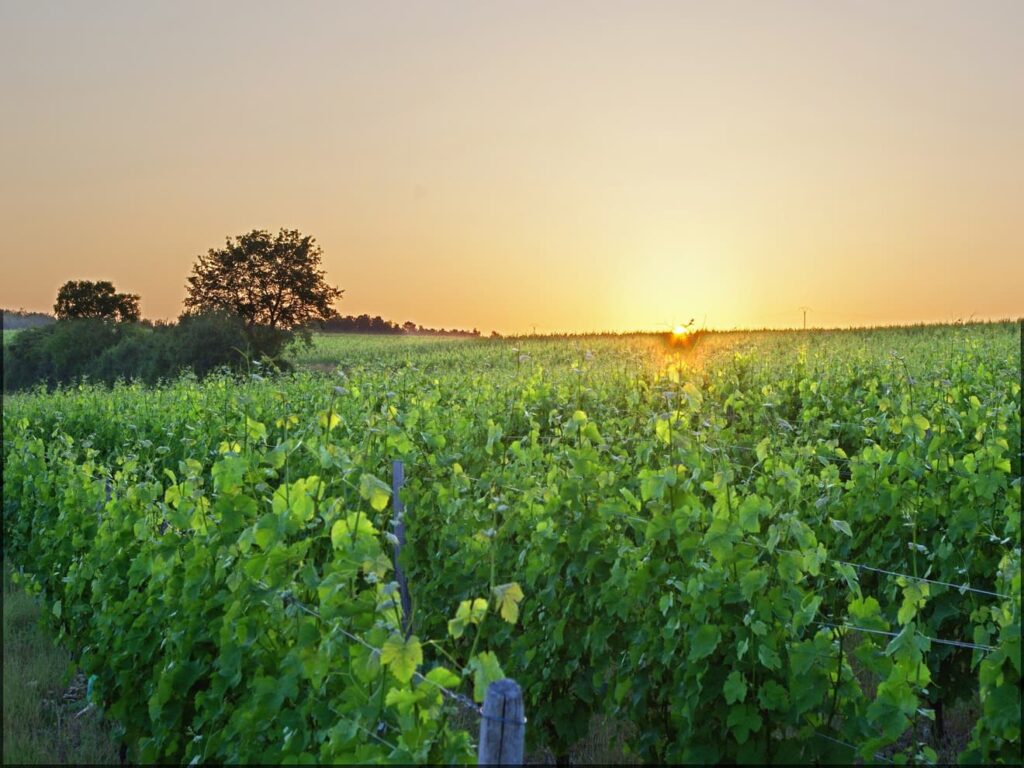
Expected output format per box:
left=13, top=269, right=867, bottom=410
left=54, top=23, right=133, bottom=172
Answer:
left=53, top=280, right=140, bottom=322
left=184, top=229, right=342, bottom=334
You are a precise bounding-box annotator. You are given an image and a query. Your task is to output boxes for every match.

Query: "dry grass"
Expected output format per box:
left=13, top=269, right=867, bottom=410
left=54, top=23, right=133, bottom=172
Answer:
left=2, top=562, right=120, bottom=765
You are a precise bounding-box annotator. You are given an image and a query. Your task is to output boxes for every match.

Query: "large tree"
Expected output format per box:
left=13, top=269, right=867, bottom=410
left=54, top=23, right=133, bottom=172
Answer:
left=184, top=229, right=342, bottom=333
left=54, top=280, right=140, bottom=322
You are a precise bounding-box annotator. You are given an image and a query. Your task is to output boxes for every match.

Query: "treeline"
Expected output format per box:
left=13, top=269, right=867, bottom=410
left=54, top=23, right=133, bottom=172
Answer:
left=2, top=308, right=56, bottom=330
left=320, top=314, right=481, bottom=336
left=3, top=313, right=266, bottom=391
left=3, top=227, right=496, bottom=390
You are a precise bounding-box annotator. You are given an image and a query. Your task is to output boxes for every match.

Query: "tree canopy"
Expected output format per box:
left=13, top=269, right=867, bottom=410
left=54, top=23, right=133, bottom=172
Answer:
left=184, top=229, right=342, bottom=332
left=53, top=280, right=140, bottom=322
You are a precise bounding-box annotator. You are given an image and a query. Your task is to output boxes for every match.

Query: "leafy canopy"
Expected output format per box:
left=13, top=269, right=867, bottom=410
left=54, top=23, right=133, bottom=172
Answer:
left=54, top=280, right=140, bottom=322
left=184, top=228, right=343, bottom=332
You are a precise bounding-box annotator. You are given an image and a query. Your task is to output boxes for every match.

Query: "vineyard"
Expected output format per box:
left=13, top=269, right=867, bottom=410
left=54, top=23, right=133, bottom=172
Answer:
left=2, top=323, right=1020, bottom=764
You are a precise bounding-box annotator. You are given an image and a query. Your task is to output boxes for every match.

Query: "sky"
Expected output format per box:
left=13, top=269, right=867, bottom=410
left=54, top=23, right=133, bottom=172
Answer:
left=1, top=0, right=1022, bottom=334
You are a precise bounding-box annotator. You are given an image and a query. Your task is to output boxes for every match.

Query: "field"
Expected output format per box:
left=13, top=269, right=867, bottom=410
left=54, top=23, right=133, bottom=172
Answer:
left=2, top=324, right=1020, bottom=764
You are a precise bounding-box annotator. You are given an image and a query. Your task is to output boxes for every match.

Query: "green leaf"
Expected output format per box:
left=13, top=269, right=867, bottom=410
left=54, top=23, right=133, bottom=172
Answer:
left=582, top=422, right=604, bottom=444
left=469, top=652, right=505, bottom=703
left=757, top=643, right=781, bottom=671
left=448, top=598, right=488, bottom=639
left=271, top=478, right=319, bottom=526
left=757, top=680, right=789, bottom=711
left=359, top=474, right=392, bottom=512
left=424, top=666, right=461, bottom=689
left=318, top=410, right=341, bottom=431
left=330, top=514, right=377, bottom=548
left=384, top=686, right=423, bottom=714
left=829, top=518, right=853, bottom=537
left=254, top=513, right=279, bottom=550
left=737, top=495, right=766, bottom=534
left=848, top=596, right=886, bottom=630
left=380, top=634, right=422, bottom=684
left=726, top=703, right=762, bottom=744
left=740, top=569, right=768, bottom=601
left=492, top=583, right=524, bottom=624
left=724, top=670, right=747, bottom=704
left=897, top=582, right=929, bottom=625
left=689, top=624, right=720, bottom=662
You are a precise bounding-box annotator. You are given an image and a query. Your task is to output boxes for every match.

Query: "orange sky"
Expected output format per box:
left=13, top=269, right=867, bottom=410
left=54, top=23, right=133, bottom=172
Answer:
left=1, top=1, right=1022, bottom=334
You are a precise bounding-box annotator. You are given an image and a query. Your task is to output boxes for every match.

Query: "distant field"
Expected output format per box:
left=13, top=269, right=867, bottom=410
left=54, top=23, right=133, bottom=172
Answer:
left=2, top=322, right=1020, bottom=764
left=288, top=331, right=479, bottom=367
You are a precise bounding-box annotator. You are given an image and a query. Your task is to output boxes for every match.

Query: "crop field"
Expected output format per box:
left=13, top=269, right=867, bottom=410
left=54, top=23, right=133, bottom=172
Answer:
left=2, top=323, right=1020, bottom=764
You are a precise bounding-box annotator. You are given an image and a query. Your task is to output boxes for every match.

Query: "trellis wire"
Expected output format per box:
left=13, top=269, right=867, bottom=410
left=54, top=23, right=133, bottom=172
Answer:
left=407, top=462, right=1013, bottom=603
left=812, top=729, right=894, bottom=764
left=739, top=538, right=1012, bottom=601
left=813, top=621, right=995, bottom=653
left=253, top=578, right=482, bottom=715
left=833, top=560, right=1013, bottom=600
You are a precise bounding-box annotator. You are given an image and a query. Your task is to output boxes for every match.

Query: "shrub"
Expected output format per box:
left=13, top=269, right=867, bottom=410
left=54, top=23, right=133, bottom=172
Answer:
left=4, top=320, right=123, bottom=389
left=3, top=313, right=266, bottom=391
left=164, top=311, right=251, bottom=378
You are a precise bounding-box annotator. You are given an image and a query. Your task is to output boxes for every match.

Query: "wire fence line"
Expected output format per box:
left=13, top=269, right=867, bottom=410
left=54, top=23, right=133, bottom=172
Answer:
left=88, top=449, right=1010, bottom=663
left=832, top=560, right=1013, bottom=600
left=811, top=728, right=895, bottom=765
left=733, top=537, right=1012, bottom=601
left=386, top=467, right=1008, bottom=655
left=251, top=578, right=483, bottom=717
left=812, top=621, right=996, bottom=653
left=402, top=475, right=1012, bottom=605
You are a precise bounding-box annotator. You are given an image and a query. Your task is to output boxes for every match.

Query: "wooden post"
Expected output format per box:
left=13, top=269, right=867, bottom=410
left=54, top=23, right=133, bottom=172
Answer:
left=391, top=459, right=413, bottom=636
left=478, top=678, right=526, bottom=765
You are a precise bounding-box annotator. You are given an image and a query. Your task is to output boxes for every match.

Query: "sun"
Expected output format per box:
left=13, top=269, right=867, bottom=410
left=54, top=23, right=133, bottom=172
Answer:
left=672, top=324, right=688, bottom=337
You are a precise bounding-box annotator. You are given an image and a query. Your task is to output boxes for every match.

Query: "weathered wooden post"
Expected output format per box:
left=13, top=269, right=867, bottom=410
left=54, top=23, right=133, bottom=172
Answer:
left=478, top=678, right=526, bottom=765
left=391, top=459, right=413, bottom=636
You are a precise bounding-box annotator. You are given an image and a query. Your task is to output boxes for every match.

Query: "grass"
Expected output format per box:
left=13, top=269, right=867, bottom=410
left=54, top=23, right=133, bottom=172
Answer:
left=287, top=331, right=475, bottom=368
left=3, top=562, right=120, bottom=765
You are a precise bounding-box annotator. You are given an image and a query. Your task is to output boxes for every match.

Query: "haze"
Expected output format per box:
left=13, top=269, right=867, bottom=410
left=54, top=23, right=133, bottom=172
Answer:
left=1, top=0, right=1022, bottom=334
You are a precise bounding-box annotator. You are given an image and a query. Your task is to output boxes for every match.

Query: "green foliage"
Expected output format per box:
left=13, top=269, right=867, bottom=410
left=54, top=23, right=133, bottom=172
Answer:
left=3, top=318, right=124, bottom=389
left=2, top=308, right=55, bottom=330
left=54, top=280, right=140, bottom=322
left=184, top=228, right=343, bottom=358
left=3, top=322, right=1021, bottom=762
left=2, top=313, right=258, bottom=391
left=2, top=411, right=498, bottom=763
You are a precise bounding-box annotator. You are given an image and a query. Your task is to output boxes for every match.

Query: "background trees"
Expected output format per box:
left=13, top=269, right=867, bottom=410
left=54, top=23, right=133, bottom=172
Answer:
left=183, top=228, right=342, bottom=359
left=53, top=280, right=140, bottom=322
left=184, top=228, right=342, bottom=330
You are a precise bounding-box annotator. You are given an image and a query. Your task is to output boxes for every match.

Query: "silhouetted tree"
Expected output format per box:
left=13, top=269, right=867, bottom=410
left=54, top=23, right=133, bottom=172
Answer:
left=184, top=228, right=342, bottom=357
left=184, top=228, right=342, bottom=332
left=53, top=280, right=140, bottom=322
